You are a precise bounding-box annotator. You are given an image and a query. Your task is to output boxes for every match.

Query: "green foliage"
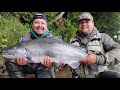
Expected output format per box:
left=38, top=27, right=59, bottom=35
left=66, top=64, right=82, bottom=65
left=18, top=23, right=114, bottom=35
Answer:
left=50, top=12, right=79, bottom=42
left=12, top=12, right=35, bottom=24
left=62, top=19, right=77, bottom=42
left=91, top=12, right=120, bottom=42
left=0, top=14, right=29, bottom=49
left=45, top=12, right=59, bottom=22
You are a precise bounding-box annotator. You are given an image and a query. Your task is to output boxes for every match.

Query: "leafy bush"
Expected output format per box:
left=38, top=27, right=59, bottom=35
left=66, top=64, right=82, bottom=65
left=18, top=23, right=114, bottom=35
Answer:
left=0, top=14, right=29, bottom=50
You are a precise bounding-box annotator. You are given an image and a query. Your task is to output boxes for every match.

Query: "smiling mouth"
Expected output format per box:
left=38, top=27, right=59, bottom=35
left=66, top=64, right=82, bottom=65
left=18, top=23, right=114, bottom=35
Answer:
left=37, top=29, right=43, bottom=31
left=82, top=27, right=88, bottom=29
left=37, top=27, right=43, bottom=30
left=36, top=29, right=44, bottom=33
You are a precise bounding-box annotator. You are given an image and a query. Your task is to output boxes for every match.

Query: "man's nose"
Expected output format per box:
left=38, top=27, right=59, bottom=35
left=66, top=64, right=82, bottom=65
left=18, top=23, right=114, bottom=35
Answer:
left=37, top=24, right=42, bottom=28
left=82, top=22, right=87, bottom=26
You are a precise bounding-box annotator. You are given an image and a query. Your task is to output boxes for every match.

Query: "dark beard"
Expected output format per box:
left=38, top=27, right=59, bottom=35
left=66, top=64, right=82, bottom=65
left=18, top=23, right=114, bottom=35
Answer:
left=77, top=31, right=88, bottom=37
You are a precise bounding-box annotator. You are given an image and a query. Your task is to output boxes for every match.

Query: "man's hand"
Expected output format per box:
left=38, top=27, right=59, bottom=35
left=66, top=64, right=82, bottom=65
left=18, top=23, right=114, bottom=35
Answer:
left=40, top=56, right=53, bottom=67
left=15, top=57, right=29, bottom=65
left=81, top=52, right=96, bottom=65
left=40, top=56, right=65, bottom=68
left=59, top=61, right=65, bottom=68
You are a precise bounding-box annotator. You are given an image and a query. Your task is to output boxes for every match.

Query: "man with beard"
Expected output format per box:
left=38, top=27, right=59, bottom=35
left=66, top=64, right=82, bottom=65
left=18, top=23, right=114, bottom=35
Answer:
left=5, top=13, right=64, bottom=78
left=70, top=12, right=120, bottom=78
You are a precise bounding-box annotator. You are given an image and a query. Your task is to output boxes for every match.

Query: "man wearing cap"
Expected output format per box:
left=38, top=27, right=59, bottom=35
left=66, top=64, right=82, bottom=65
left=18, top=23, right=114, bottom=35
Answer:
left=5, top=13, right=64, bottom=78
left=70, top=12, right=120, bottom=78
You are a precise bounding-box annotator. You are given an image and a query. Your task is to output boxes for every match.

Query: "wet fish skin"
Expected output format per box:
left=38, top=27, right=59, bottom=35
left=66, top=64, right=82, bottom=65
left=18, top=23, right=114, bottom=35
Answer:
left=1, top=36, right=87, bottom=69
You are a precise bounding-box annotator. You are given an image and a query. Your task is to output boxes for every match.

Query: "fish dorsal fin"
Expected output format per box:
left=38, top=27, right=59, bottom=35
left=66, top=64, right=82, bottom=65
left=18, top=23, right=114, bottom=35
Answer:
left=51, top=36, right=63, bottom=41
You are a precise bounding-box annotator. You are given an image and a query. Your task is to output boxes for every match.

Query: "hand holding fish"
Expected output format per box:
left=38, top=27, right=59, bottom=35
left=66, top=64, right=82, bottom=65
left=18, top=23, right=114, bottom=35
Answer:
left=59, top=61, right=65, bottom=68
left=15, top=57, right=29, bottom=65
left=40, top=56, right=53, bottom=67
left=40, top=56, right=65, bottom=68
left=80, top=52, right=96, bottom=65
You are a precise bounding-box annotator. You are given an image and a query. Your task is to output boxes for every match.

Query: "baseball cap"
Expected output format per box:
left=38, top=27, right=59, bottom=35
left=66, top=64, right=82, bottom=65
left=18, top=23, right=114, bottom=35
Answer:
left=32, top=13, right=47, bottom=22
left=78, top=12, right=93, bottom=22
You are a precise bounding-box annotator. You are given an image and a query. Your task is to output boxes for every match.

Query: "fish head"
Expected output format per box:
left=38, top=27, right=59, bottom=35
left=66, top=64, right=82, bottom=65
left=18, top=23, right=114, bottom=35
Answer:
left=1, top=43, right=28, bottom=59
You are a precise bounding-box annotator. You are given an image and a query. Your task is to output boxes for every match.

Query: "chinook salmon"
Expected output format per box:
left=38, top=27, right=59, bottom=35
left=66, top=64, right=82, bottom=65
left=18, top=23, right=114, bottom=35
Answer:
left=1, top=36, right=87, bottom=69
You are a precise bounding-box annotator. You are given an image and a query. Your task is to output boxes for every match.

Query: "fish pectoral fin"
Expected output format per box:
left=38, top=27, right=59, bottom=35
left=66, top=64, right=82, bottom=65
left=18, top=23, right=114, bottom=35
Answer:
left=69, top=62, right=80, bottom=69
left=26, top=56, right=33, bottom=63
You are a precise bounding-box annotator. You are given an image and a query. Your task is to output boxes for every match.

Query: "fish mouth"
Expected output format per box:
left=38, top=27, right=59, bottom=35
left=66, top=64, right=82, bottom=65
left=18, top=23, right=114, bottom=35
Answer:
left=2, top=55, right=14, bottom=59
left=1, top=50, right=14, bottom=59
left=1, top=50, right=7, bottom=55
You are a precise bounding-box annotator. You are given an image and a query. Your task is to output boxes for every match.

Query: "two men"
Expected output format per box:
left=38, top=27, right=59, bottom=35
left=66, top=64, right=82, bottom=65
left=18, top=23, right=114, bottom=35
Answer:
left=5, top=12, right=120, bottom=78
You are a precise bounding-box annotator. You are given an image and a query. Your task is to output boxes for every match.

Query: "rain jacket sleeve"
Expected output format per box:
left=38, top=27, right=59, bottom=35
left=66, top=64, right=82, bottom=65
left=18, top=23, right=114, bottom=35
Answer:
left=96, top=33, right=120, bottom=66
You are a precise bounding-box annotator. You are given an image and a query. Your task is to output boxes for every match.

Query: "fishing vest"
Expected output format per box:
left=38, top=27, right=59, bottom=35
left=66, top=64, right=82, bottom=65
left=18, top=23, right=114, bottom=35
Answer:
left=70, top=31, right=108, bottom=78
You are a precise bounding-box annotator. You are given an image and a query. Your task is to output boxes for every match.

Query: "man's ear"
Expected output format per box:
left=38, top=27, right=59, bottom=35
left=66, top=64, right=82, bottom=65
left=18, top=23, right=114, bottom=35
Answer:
left=92, top=21, right=94, bottom=25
